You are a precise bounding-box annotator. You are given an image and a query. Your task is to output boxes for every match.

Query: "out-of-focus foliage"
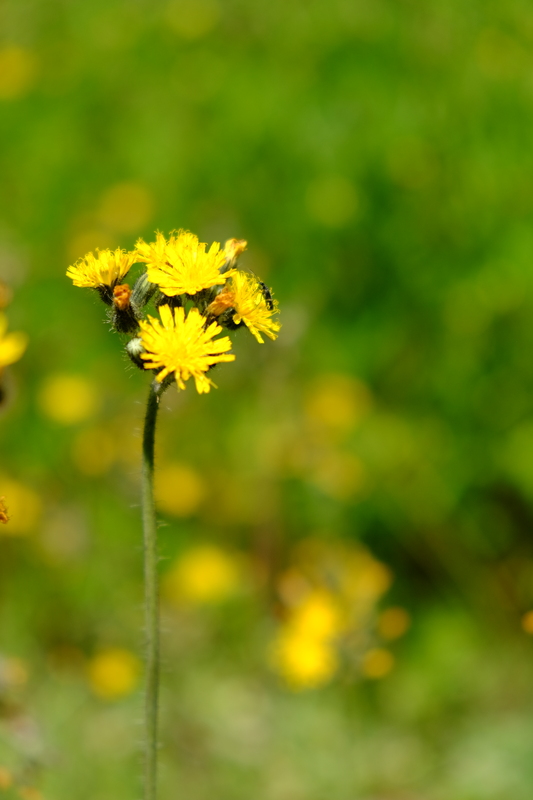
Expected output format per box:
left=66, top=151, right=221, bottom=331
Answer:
left=1, top=0, right=533, bottom=798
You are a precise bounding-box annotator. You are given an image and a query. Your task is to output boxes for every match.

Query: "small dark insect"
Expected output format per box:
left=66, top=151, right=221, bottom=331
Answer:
left=257, top=279, right=274, bottom=311
left=248, top=269, right=275, bottom=310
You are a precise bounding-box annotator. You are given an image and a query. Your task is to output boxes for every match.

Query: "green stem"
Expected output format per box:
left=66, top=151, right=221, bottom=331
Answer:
left=142, top=383, right=160, bottom=800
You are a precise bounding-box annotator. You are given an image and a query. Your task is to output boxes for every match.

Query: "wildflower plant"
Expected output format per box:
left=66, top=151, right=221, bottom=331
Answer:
left=67, top=229, right=279, bottom=800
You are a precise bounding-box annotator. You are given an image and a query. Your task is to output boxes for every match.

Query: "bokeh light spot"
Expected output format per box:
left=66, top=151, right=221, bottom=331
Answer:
left=38, top=374, right=99, bottom=425
left=521, top=610, right=533, bottom=634
left=361, top=648, right=394, bottom=679
left=378, top=607, right=411, bottom=640
left=155, top=462, right=206, bottom=517
left=305, top=374, right=371, bottom=434
left=0, top=767, right=12, bottom=790
left=0, top=655, right=29, bottom=688
left=164, top=544, right=240, bottom=605
left=290, top=590, right=343, bottom=641
left=72, top=426, right=117, bottom=476
left=271, top=630, right=339, bottom=690
left=87, top=648, right=141, bottom=700
left=98, top=182, right=154, bottom=234
left=306, top=175, right=359, bottom=227
left=0, top=46, right=37, bottom=100
left=165, top=0, right=221, bottom=39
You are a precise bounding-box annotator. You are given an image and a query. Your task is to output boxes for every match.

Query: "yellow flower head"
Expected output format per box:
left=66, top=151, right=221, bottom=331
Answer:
left=66, top=248, right=135, bottom=289
left=209, top=271, right=280, bottom=343
left=139, top=305, right=235, bottom=393
left=135, top=230, right=235, bottom=297
left=0, top=314, right=27, bottom=368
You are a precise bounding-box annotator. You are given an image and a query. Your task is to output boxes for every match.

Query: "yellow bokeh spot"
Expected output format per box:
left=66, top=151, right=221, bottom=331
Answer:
left=165, top=0, right=220, bottom=39
left=305, top=374, right=371, bottom=434
left=290, top=590, right=343, bottom=641
left=271, top=630, right=339, bottom=690
left=0, top=767, right=12, bottom=789
left=521, top=610, right=533, bottom=634
left=341, top=551, right=392, bottom=605
left=87, top=648, right=141, bottom=700
left=155, top=462, right=205, bottom=517
left=378, top=607, right=411, bottom=640
left=0, top=46, right=37, bottom=100
left=98, top=182, right=154, bottom=234
left=306, top=175, right=359, bottom=227
left=72, top=426, right=116, bottom=476
left=0, top=477, right=41, bottom=536
left=361, top=648, right=394, bottom=679
left=0, top=656, right=29, bottom=688
left=38, top=374, right=99, bottom=425
left=164, top=544, right=240, bottom=605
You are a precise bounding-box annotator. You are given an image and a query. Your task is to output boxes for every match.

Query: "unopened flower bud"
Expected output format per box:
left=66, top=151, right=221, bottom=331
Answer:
left=126, top=337, right=145, bottom=370
left=222, top=238, right=247, bottom=272
left=112, top=284, right=139, bottom=333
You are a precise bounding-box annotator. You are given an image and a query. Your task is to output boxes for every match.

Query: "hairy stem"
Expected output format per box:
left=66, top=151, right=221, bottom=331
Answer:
left=142, top=383, right=160, bottom=800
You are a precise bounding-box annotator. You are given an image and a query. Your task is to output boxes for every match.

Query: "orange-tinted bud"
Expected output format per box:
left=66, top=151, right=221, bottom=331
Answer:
left=113, top=283, right=132, bottom=311
left=207, top=288, right=236, bottom=317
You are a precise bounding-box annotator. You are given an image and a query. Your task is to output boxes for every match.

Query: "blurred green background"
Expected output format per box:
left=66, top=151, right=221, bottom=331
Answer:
left=2, top=0, right=533, bottom=798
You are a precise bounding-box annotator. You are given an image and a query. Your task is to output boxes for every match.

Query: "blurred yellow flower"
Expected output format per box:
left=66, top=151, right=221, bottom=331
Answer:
left=209, top=271, right=281, bottom=343
left=66, top=248, right=135, bottom=289
left=98, top=182, right=154, bottom=234
left=271, top=629, right=339, bottom=689
left=72, top=426, right=117, bottom=476
left=305, top=374, right=371, bottom=435
left=164, top=544, right=240, bottom=605
left=378, top=607, right=411, bottom=641
left=155, top=462, right=205, bottom=517
left=139, top=306, right=235, bottom=393
left=38, top=374, right=99, bottom=424
left=135, top=230, right=234, bottom=296
left=290, top=590, right=343, bottom=641
left=361, top=648, right=394, bottom=679
left=0, top=313, right=27, bottom=370
left=0, top=478, right=41, bottom=536
left=0, top=46, right=37, bottom=100
left=87, top=648, right=141, bottom=700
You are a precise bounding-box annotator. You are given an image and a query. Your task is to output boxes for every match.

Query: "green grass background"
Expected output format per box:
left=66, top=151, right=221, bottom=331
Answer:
left=2, top=0, right=533, bottom=798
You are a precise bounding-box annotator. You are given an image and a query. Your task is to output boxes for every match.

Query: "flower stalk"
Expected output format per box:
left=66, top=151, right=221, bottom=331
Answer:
left=142, top=382, right=161, bottom=800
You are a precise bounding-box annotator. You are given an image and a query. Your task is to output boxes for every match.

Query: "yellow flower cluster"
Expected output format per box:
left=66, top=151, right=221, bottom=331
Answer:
left=66, top=230, right=280, bottom=394
left=270, top=539, right=410, bottom=690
